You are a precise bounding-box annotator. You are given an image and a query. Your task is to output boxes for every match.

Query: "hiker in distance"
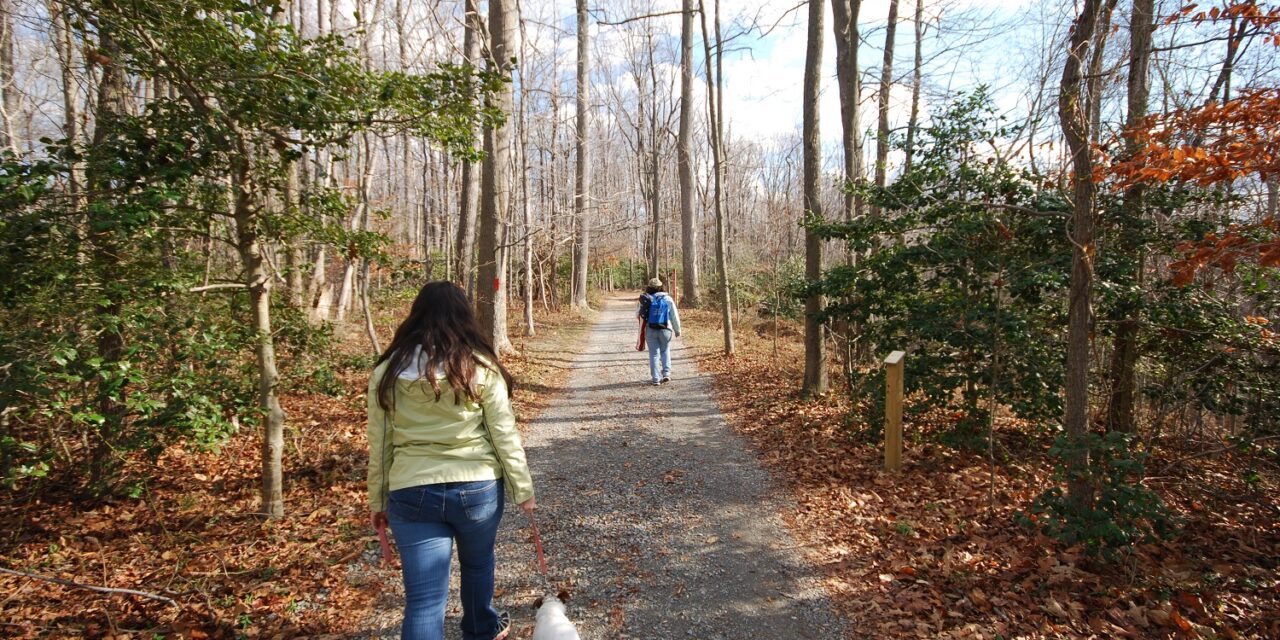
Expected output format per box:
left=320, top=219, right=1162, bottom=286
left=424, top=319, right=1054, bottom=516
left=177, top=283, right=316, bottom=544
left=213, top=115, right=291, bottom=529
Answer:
left=637, top=278, right=682, bottom=386
left=367, top=281, right=536, bottom=640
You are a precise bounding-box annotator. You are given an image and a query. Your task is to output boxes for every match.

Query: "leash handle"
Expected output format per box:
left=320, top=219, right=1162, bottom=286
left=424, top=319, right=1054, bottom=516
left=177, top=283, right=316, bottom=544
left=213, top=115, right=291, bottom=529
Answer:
left=376, top=522, right=394, bottom=567
left=528, top=511, right=548, bottom=575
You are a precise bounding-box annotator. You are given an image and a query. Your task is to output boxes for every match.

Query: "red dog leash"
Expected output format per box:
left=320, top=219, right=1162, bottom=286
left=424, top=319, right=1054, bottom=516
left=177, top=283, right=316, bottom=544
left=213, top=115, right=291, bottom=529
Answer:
left=376, top=522, right=394, bottom=567
left=528, top=510, right=548, bottom=575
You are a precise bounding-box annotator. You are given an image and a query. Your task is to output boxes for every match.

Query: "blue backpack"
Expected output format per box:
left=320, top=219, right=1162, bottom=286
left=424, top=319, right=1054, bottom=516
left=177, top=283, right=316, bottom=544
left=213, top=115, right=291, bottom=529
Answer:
left=647, top=294, right=671, bottom=327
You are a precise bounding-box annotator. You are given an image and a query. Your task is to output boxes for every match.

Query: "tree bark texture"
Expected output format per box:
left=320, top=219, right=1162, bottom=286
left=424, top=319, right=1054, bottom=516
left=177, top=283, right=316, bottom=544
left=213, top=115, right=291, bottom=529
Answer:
left=454, top=0, right=483, bottom=295
left=904, top=0, right=923, bottom=173
left=1059, top=0, right=1108, bottom=510
left=802, top=0, right=828, bottom=397
left=830, top=0, right=863, bottom=225
left=1106, top=0, right=1154, bottom=434
left=571, top=0, right=591, bottom=310
left=477, top=0, right=516, bottom=353
left=873, top=0, right=899, bottom=197
left=699, top=0, right=734, bottom=354
left=0, top=0, right=18, bottom=152
left=678, top=0, right=701, bottom=306
left=85, top=28, right=130, bottom=491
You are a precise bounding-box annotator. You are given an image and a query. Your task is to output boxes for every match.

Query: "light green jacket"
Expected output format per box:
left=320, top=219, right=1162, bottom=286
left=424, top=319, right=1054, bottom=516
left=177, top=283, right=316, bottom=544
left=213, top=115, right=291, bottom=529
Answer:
left=366, top=354, right=535, bottom=512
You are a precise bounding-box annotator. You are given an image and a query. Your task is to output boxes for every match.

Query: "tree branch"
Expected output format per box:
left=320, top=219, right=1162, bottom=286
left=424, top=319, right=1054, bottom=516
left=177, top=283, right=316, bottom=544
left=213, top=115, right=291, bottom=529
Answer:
left=0, top=567, right=179, bottom=607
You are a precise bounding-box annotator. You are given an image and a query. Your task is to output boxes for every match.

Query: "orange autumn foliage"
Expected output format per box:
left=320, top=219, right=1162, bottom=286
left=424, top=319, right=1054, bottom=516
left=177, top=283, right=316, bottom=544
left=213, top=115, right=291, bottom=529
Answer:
left=1110, top=87, right=1279, bottom=285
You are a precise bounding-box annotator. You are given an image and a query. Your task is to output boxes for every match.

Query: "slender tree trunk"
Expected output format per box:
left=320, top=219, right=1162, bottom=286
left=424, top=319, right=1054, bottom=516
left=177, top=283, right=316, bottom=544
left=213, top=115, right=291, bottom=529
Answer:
left=231, top=160, right=287, bottom=519
left=477, top=0, right=516, bottom=353
left=904, top=0, right=923, bottom=173
left=455, top=0, right=483, bottom=295
left=873, top=0, right=900, bottom=197
left=85, top=29, right=130, bottom=491
left=1106, top=0, right=1153, bottom=434
left=571, top=0, right=591, bottom=309
left=1268, top=176, right=1278, bottom=218
left=699, top=0, right=733, bottom=354
left=678, top=0, right=701, bottom=305
left=830, top=0, right=863, bottom=226
left=801, top=0, right=828, bottom=397
left=1059, top=0, right=1109, bottom=510
left=50, top=1, right=81, bottom=196
left=519, top=20, right=535, bottom=336
left=0, top=0, right=17, bottom=153
left=648, top=48, right=662, bottom=280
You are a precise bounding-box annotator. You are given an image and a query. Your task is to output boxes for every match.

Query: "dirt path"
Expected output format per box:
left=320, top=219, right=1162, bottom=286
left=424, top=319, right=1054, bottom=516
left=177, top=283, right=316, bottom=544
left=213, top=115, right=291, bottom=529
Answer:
left=360, top=296, right=847, bottom=639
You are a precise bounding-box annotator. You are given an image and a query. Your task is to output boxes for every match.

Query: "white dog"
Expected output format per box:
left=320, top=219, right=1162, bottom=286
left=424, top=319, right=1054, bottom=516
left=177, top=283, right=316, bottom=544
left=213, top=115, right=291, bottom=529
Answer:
left=532, top=590, right=581, bottom=640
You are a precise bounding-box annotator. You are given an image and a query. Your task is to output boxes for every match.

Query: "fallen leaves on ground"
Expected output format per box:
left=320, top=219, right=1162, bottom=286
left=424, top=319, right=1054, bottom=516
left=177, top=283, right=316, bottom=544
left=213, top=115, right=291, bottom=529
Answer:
left=685, top=308, right=1279, bottom=640
left=0, top=306, right=592, bottom=638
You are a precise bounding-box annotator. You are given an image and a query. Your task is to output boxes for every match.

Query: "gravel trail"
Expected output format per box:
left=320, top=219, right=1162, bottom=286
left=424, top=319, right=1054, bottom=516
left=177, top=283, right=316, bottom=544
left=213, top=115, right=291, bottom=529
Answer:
left=359, top=296, right=847, bottom=639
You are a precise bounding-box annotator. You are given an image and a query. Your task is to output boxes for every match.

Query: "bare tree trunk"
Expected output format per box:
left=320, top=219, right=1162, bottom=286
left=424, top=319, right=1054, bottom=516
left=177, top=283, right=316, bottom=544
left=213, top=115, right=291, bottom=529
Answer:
left=1059, top=0, right=1109, bottom=510
left=0, top=0, right=18, bottom=152
left=455, top=0, right=483, bottom=295
left=830, top=0, right=863, bottom=225
left=678, top=0, right=701, bottom=306
left=231, top=159, right=287, bottom=519
left=647, top=43, right=662, bottom=279
left=1268, top=175, right=1278, bottom=218
left=519, top=19, right=535, bottom=336
left=801, top=0, right=828, bottom=397
left=571, top=0, right=591, bottom=309
left=1106, top=0, right=1153, bottom=434
left=50, top=1, right=81, bottom=195
left=873, top=0, right=900, bottom=197
left=477, top=0, right=516, bottom=353
left=85, top=28, right=130, bottom=491
left=904, top=0, right=923, bottom=173
left=699, top=0, right=733, bottom=354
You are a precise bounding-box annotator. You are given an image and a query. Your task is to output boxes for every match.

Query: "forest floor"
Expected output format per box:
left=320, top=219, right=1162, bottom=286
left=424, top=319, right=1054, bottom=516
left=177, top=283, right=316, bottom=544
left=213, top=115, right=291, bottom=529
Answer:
left=3, top=294, right=1277, bottom=639
left=0, top=301, right=593, bottom=639
left=682, top=307, right=1280, bottom=640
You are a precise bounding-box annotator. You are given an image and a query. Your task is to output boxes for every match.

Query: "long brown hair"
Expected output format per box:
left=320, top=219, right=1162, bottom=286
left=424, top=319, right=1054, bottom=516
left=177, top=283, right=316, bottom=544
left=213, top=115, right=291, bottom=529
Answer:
left=374, top=281, right=513, bottom=411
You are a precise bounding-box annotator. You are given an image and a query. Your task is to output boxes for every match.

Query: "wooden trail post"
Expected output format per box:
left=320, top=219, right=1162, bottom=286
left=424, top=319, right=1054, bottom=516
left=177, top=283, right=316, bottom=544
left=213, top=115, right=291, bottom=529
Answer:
left=884, top=350, right=905, bottom=472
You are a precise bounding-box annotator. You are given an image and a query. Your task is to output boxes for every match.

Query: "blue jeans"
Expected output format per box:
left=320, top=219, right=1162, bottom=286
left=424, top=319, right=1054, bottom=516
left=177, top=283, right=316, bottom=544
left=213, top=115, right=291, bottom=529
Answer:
left=646, top=326, right=673, bottom=383
left=388, top=480, right=505, bottom=640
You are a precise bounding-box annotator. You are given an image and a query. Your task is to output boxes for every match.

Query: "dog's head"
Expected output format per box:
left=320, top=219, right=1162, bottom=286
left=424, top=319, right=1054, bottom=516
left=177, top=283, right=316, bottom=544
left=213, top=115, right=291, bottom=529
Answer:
left=533, top=589, right=571, bottom=614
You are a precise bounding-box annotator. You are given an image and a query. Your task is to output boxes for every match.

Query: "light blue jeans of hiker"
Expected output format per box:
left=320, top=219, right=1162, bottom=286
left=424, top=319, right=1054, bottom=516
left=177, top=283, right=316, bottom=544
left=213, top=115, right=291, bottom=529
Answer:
left=388, top=480, right=505, bottom=640
left=646, top=326, right=673, bottom=383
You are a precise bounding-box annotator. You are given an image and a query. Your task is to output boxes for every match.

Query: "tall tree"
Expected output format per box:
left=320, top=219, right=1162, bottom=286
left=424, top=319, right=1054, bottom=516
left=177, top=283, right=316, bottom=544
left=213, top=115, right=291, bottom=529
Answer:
left=801, top=0, right=827, bottom=397
left=830, top=0, right=863, bottom=225
left=1105, top=0, right=1154, bottom=433
left=519, top=17, right=535, bottom=336
left=0, top=0, right=18, bottom=152
left=1058, top=0, right=1111, bottom=510
left=904, top=0, right=923, bottom=173
left=49, top=0, right=81, bottom=195
left=478, top=0, right=517, bottom=351
left=570, top=0, right=590, bottom=309
left=84, top=26, right=131, bottom=490
left=678, top=0, right=701, bottom=304
left=699, top=0, right=732, bottom=354
left=455, top=0, right=483, bottom=294
left=873, top=0, right=900, bottom=197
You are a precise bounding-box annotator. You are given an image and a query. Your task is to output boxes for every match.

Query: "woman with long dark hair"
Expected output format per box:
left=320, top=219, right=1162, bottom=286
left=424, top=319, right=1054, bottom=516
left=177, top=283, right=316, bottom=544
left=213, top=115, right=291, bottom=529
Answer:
left=367, top=281, right=535, bottom=640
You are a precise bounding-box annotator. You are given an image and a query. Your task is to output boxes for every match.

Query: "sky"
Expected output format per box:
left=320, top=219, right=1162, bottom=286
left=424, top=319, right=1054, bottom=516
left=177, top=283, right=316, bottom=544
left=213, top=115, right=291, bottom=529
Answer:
left=524, top=0, right=1043, bottom=146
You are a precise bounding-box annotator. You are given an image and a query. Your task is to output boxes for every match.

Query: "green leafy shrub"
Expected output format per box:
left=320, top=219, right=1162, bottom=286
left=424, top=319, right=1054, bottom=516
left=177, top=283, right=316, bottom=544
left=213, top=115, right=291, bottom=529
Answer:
left=1021, top=431, right=1178, bottom=557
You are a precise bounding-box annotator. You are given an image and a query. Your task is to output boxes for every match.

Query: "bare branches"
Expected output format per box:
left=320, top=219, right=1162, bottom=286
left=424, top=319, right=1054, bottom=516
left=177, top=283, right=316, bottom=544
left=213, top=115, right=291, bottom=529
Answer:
left=0, top=567, right=179, bottom=607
